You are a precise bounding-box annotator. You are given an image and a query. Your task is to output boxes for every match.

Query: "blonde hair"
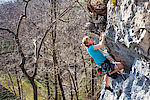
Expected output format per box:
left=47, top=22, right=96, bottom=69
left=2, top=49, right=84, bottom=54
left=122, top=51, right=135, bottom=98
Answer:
left=82, top=36, right=90, bottom=47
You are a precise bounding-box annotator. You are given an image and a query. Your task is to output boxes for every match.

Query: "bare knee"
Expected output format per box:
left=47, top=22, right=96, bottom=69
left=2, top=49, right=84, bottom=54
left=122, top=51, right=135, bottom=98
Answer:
left=114, top=63, right=123, bottom=70
left=117, top=64, right=123, bottom=70
left=120, top=63, right=124, bottom=69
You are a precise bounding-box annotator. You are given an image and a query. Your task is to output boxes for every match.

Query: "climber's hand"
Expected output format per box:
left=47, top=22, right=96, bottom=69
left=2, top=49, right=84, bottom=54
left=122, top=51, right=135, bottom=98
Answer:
left=106, top=72, right=111, bottom=77
left=100, top=32, right=105, bottom=36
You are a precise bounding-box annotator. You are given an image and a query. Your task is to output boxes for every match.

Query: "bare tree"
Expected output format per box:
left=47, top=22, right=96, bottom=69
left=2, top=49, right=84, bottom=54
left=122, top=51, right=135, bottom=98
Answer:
left=91, top=58, right=95, bottom=100
left=69, top=75, right=73, bottom=100
left=14, top=66, right=22, bottom=100
left=79, top=47, right=89, bottom=98
left=49, top=0, right=58, bottom=99
left=0, top=0, right=104, bottom=100
left=73, top=47, right=79, bottom=97
left=5, top=66, right=17, bottom=97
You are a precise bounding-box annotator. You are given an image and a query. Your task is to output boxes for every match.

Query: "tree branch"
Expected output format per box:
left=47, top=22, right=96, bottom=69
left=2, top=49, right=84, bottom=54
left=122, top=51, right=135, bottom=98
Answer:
left=59, top=18, right=70, bottom=23
left=32, top=2, right=76, bottom=78
left=0, top=50, right=17, bottom=55
left=0, top=0, right=32, bottom=79
left=13, top=0, right=32, bottom=80
left=16, top=0, right=30, bottom=36
left=0, top=28, right=16, bottom=36
left=58, top=55, right=79, bottom=100
left=76, top=0, right=90, bottom=18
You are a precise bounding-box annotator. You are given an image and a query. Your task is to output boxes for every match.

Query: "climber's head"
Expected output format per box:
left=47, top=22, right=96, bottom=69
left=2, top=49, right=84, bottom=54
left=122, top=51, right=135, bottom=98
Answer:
left=82, top=36, right=94, bottom=47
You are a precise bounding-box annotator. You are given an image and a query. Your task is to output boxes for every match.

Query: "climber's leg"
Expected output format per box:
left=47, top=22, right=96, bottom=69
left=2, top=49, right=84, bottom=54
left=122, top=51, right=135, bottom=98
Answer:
left=106, top=75, right=109, bottom=87
left=113, top=62, right=124, bottom=70
left=105, top=75, right=113, bottom=92
left=109, top=62, right=124, bottom=75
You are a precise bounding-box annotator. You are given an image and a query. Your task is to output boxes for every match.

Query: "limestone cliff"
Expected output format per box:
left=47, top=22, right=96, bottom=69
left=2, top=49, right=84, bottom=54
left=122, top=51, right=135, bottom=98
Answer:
left=85, top=0, right=150, bottom=99
left=105, top=0, right=150, bottom=68
left=101, top=0, right=150, bottom=99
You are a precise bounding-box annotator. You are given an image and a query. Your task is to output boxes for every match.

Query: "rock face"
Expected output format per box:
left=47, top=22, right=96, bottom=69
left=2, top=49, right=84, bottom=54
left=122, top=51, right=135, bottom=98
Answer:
left=99, top=0, right=150, bottom=100
left=100, top=59, right=150, bottom=100
left=105, top=0, right=150, bottom=68
left=85, top=0, right=150, bottom=99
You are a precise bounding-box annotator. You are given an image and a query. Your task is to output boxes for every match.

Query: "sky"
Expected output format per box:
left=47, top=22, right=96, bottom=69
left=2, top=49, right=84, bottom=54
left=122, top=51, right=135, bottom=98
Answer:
left=0, top=0, right=15, bottom=4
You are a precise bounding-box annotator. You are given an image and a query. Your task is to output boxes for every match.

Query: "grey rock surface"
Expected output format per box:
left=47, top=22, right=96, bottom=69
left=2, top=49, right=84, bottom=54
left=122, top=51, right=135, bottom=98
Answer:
left=100, top=59, right=150, bottom=100
left=86, top=0, right=150, bottom=99
left=105, top=0, right=150, bottom=67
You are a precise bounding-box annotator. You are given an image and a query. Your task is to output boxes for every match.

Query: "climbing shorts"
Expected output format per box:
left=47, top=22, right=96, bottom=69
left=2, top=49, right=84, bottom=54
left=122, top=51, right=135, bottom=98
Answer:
left=101, top=59, right=115, bottom=72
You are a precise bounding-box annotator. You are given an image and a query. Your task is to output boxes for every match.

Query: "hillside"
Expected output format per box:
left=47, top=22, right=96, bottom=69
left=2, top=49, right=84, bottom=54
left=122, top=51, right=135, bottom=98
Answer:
left=0, top=0, right=102, bottom=99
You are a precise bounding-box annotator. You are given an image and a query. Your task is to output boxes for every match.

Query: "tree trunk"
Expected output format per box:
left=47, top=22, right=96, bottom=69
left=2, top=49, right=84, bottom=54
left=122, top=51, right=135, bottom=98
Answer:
left=79, top=47, right=89, bottom=98
left=15, top=66, right=21, bottom=100
left=69, top=67, right=79, bottom=100
left=74, top=64, right=78, bottom=90
left=51, top=0, right=58, bottom=99
left=30, top=79, right=38, bottom=100
left=91, top=58, right=94, bottom=100
left=20, top=78, right=24, bottom=100
left=45, top=72, right=51, bottom=100
left=44, top=39, right=51, bottom=100
left=58, top=74, right=66, bottom=100
left=69, top=75, right=73, bottom=100
left=54, top=63, right=58, bottom=100
left=59, top=57, right=79, bottom=100
left=74, top=49, right=79, bottom=97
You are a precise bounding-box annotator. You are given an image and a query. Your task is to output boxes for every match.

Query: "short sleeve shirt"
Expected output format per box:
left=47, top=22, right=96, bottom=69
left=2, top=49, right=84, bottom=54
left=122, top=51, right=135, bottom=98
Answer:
left=87, top=45, right=106, bottom=66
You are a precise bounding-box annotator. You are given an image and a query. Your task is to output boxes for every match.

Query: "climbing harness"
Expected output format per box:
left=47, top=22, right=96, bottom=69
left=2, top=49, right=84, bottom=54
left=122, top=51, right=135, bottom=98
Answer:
left=97, top=67, right=104, bottom=74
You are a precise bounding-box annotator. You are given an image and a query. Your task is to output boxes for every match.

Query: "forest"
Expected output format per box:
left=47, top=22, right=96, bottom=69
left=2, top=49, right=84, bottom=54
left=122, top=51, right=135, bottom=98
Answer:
left=0, top=0, right=105, bottom=100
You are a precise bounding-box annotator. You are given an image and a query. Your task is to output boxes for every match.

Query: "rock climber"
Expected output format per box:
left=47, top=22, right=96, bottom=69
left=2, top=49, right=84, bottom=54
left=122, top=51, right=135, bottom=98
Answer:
left=82, top=32, right=124, bottom=92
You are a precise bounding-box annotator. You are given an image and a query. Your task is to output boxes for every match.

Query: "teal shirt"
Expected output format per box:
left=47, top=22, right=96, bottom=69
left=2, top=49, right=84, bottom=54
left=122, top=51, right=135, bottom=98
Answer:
left=87, top=45, right=106, bottom=66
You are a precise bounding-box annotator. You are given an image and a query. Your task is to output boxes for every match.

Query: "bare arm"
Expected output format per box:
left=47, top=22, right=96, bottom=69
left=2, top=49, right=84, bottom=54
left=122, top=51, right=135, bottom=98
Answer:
left=93, top=33, right=105, bottom=50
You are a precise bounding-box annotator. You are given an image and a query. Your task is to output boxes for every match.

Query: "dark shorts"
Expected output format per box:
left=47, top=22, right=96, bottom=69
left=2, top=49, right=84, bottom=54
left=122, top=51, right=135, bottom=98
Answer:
left=101, top=59, right=115, bottom=72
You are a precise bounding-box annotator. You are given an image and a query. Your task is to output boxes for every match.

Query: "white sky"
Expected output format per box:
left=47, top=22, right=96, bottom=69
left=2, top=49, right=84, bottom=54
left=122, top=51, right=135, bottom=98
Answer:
left=0, top=0, right=14, bottom=1
left=0, top=0, right=15, bottom=4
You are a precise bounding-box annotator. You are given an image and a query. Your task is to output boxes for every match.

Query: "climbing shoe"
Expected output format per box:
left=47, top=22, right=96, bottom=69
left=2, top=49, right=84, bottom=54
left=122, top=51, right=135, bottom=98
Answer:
left=105, top=86, right=113, bottom=92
